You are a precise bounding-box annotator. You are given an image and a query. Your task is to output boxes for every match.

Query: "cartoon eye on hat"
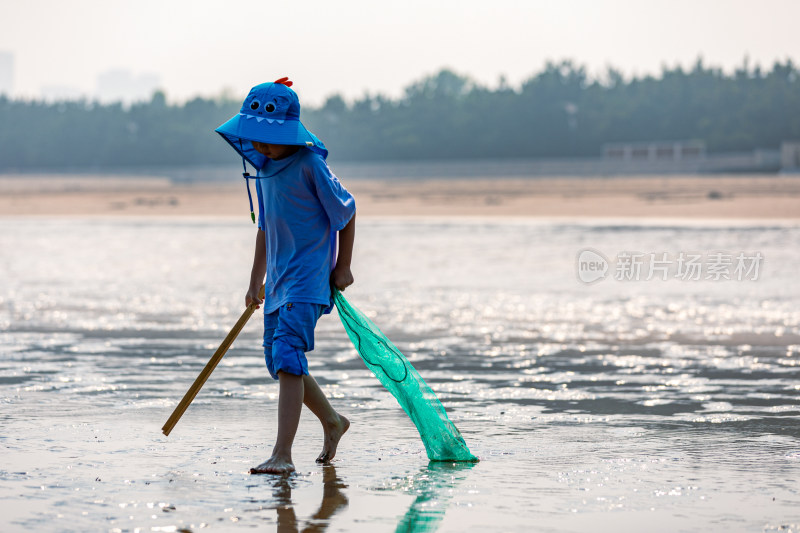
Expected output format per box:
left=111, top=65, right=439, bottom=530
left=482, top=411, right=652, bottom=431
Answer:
left=265, top=102, right=276, bottom=112
left=250, top=99, right=260, bottom=110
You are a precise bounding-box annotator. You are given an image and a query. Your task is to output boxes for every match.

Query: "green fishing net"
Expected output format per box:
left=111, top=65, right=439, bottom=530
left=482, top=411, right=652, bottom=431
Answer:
left=333, top=289, right=478, bottom=462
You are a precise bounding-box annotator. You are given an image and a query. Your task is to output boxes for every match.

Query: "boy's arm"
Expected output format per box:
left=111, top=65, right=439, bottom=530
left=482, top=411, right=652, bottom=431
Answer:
left=246, top=229, right=267, bottom=308
left=331, top=213, right=356, bottom=291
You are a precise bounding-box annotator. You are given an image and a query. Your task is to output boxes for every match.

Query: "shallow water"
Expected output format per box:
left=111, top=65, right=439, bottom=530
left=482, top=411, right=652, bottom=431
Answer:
left=1, top=216, right=800, bottom=532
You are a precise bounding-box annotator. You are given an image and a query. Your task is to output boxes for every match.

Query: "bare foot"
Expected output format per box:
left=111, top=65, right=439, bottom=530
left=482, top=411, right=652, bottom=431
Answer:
left=316, top=414, right=350, bottom=463
left=250, top=454, right=295, bottom=475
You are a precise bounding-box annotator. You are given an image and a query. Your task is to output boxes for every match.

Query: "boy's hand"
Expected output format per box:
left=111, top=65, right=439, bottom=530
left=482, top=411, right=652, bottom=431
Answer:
left=245, top=286, right=263, bottom=309
left=331, top=265, right=354, bottom=291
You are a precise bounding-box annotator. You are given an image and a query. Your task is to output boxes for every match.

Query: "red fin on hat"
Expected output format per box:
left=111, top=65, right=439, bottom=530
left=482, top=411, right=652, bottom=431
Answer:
left=274, top=77, right=293, bottom=87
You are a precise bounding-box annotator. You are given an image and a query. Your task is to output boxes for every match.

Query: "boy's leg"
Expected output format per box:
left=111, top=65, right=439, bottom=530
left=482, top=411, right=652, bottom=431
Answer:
left=252, top=306, right=304, bottom=474
left=301, top=374, right=350, bottom=463
left=251, top=371, right=304, bottom=474
left=252, top=302, right=349, bottom=473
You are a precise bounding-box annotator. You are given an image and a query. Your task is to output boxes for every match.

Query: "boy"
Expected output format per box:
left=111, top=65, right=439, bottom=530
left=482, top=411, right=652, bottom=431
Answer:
left=215, top=78, right=355, bottom=474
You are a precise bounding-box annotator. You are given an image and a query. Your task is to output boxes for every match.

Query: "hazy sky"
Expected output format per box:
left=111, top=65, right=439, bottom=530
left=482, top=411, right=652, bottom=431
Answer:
left=1, top=0, right=798, bottom=105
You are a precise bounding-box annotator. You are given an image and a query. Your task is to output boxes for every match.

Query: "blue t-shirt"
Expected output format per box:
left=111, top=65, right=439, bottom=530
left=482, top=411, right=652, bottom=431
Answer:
left=255, top=148, right=356, bottom=314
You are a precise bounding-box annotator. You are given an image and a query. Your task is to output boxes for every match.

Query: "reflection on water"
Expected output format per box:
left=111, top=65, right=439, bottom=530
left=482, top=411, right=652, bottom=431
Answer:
left=392, top=462, right=476, bottom=533
left=270, top=465, right=348, bottom=533
left=1, top=217, right=800, bottom=532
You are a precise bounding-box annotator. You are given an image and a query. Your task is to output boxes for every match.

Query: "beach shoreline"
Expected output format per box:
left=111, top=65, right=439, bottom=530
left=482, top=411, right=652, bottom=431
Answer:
left=1, top=173, right=799, bottom=219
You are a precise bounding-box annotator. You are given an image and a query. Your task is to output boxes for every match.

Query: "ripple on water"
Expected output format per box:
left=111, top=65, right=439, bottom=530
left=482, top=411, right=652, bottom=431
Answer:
left=1, top=218, right=800, bottom=531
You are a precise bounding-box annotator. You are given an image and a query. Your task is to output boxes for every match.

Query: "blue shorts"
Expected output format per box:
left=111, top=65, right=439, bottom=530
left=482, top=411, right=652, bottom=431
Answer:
left=263, top=302, right=326, bottom=380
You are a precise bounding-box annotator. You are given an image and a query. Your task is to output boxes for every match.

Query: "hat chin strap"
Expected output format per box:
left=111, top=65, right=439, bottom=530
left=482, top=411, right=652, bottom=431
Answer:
left=238, top=139, right=257, bottom=224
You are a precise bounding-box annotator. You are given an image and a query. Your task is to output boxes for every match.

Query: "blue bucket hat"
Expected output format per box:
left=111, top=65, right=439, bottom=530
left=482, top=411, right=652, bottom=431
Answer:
left=215, top=77, right=328, bottom=222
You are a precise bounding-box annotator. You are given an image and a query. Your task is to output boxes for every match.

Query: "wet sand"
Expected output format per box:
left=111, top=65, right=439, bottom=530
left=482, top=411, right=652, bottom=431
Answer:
left=3, top=163, right=800, bottom=533
left=1, top=173, right=799, bottom=218
left=2, top=217, right=800, bottom=532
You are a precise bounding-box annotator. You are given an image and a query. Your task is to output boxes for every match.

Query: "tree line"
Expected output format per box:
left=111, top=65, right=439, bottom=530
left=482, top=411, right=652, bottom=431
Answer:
left=1, top=58, right=798, bottom=171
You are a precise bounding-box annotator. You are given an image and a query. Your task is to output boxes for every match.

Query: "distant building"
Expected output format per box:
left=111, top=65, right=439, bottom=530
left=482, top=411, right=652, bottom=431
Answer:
left=96, top=69, right=161, bottom=103
left=40, top=84, right=84, bottom=101
left=594, top=139, right=781, bottom=174
left=602, top=140, right=706, bottom=162
left=781, top=141, right=800, bottom=172
left=0, top=51, right=13, bottom=96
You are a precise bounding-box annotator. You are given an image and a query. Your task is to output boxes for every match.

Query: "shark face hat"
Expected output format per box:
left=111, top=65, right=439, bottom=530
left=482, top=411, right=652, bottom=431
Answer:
left=215, top=77, right=328, bottom=170
left=215, top=77, right=328, bottom=222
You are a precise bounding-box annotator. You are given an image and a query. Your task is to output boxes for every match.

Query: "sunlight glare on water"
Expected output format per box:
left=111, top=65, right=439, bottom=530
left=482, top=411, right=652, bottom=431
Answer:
left=1, top=217, right=799, bottom=532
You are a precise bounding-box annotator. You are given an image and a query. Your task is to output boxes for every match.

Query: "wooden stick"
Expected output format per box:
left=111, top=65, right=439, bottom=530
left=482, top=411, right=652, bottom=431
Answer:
left=162, top=284, right=266, bottom=436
